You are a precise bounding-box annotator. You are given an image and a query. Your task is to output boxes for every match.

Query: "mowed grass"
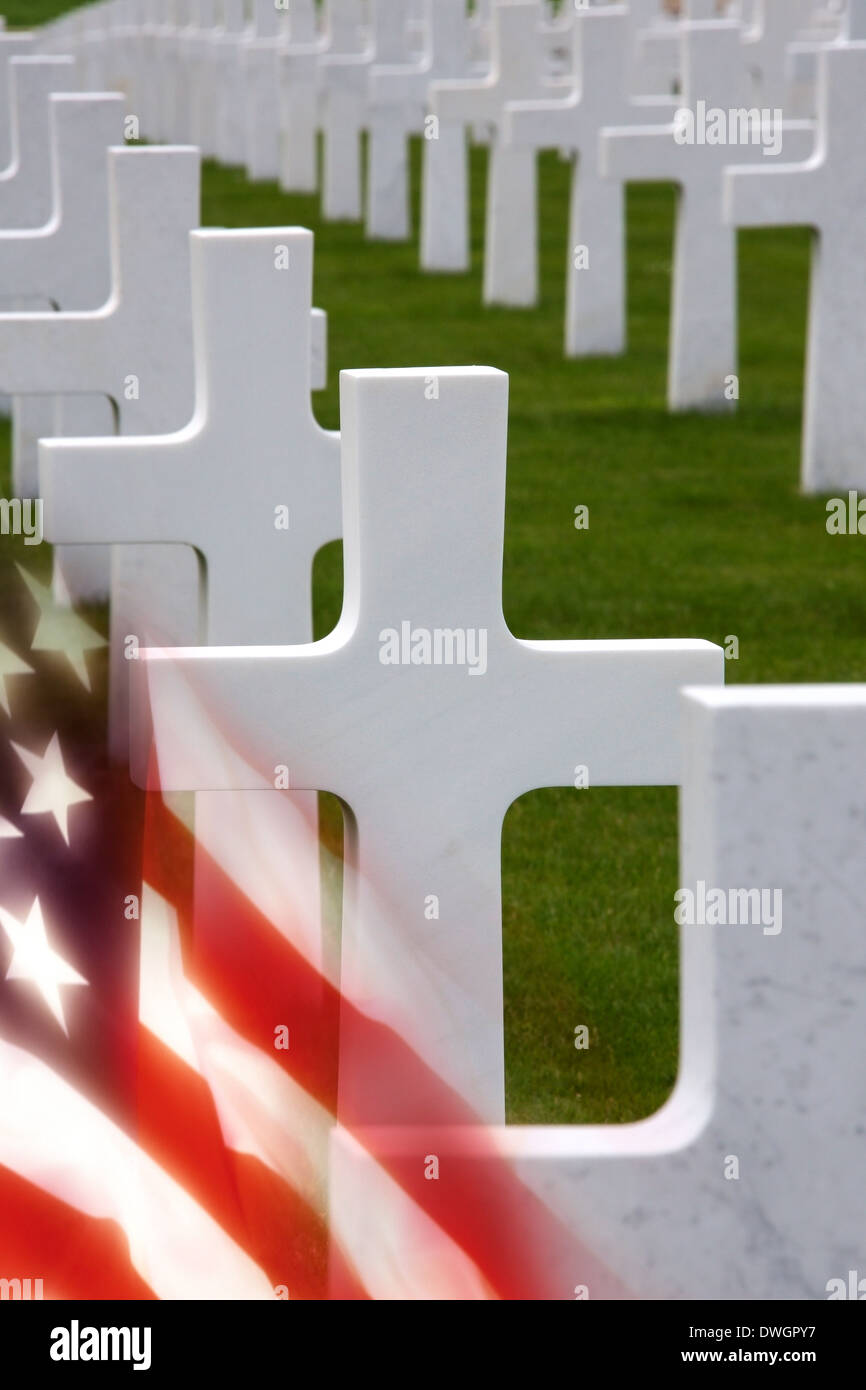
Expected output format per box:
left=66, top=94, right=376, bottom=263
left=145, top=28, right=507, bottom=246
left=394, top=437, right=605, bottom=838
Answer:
left=2, top=108, right=860, bottom=1123
left=3, top=1, right=90, bottom=24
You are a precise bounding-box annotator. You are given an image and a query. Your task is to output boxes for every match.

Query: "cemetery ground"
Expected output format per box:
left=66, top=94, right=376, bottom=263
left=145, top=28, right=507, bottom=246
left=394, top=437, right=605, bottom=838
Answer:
left=1, top=136, right=860, bottom=1129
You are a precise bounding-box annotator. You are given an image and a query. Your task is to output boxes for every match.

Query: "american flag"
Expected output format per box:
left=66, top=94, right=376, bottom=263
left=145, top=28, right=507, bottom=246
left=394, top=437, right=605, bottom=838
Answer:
left=0, top=549, right=616, bottom=1301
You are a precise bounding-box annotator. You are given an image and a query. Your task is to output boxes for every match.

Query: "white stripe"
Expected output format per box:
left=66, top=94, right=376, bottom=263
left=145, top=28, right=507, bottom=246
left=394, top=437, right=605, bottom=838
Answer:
left=0, top=1037, right=277, bottom=1300
left=139, top=882, right=330, bottom=1215
left=330, top=1125, right=495, bottom=1301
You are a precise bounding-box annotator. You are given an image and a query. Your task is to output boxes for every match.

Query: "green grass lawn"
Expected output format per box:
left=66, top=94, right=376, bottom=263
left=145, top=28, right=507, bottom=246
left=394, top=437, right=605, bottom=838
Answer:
left=1, top=102, right=859, bottom=1125
left=2, top=1, right=89, bottom=25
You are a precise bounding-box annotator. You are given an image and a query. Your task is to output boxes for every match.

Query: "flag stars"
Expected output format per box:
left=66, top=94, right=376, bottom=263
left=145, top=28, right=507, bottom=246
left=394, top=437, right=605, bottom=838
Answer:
left=0, top=640, right=34, bottom=716
left=0, top=897, right=88, bottom=1035
left=16, top=563, right=107, bottom=691
left=11, top=732, right=93, bottom=845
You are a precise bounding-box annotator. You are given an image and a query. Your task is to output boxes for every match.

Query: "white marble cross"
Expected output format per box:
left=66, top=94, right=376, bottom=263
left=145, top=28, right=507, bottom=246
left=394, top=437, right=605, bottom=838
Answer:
left=741, top=0, right=818, bottom=107
left=0, top=57, right=79, bottom=230
left=362, top=0, right=422, bottom=239
left=39, top=228, right=341, bottom=648
left=0, top=92, right=124, bottom=603
left=241, top=0, right=291, bottom=182
left=0, top=146, right=201, bottom=759
left=725, top=29, right=866, bottom=491
left=209, top=0, right=249, bottom=166
left=0, top=33, right=36, bottom=173
left=787, top=2, right=847, bottom=121
left=147, top=1, right=194, bottom=145
left=629, top=0, right=678, bottom=97
left=319, top=0, right=372, bottom=221
left=337, top=683, right=866, bottom=1297
left=183, top=0, right=223, bottom=156
left=42, top=226, right=340, bottom=969
left=127, top=2, right=165, bottom=143
left=506, top=5, right=675, bottom=357
left=100, top=0, right=140, bottom=106
left=134, top=365, right=722, bottom=1124
left=368, top=0, right=471, bottom=242
left=635, top=0, right=743, bottom=102
left=601, top=15, right=814, bottom=411
left=277, top=2, right=326, bottom=195
left=428, top=0, right=551, bottom=303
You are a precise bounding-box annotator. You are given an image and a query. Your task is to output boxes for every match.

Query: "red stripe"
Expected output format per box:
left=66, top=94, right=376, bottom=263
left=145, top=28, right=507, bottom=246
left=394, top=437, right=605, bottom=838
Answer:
left=143, top=791, right=625, bottom=1300
left=134, top=1026, right=329, bottom=1299
left=0, top=1164, right=156, bottom=1301
left=144, top=792, right=339, bottom=1112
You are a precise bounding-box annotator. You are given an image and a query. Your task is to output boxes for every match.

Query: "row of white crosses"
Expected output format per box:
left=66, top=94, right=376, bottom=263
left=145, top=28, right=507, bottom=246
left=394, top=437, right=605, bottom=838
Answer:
left=9, top=0, right=722, bottom=1132
left=505, top=5, right=678, bottom=352
left=0, top=40, right=115, bottom=602
left=726, top=1, right=866, bottom=492
left=0, top=37, right=328, bottom=737
left=497, top=0, right=824, bottom=374
left=40, top=1, right=585, bottom=243
left=601, top=5, right=816, bottom=411
left=2, top=86, right=122, bottom=602
left=494, top=0, right=866, bottom=500
left=42, top=1, right=424, bottom=227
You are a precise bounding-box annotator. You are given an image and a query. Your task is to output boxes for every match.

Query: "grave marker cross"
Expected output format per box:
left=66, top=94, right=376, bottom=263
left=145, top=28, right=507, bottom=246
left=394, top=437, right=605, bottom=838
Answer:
left=40, top=228, right=341, bottom=647
left=725, top=33, right=866, bottom=491
left=0, top=146, right=201, bottom=759
left=135, top=366, right=722, bottom=1125
left=0, top=33, right=36, bottom=173
left=367, top=0, right=469, bottom=242
left=0, top=57, right=78, bottom=230
left=601, top=17, right=814, bottom=411
left=0, top=92, right=124, bottom=601
left=277, top=0, right=326, bottom=193
left=427, top=0, right=549, bottom=299
left=506, top=5, right=675, bottom=357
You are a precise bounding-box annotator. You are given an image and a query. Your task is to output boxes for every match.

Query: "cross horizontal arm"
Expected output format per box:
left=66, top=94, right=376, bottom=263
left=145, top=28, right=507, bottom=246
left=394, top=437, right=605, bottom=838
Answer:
left=430, top=78, right=497, bottom=124
left=724, top=158, right=823, bottom=231
left=502, top=637, right=724, bottom=798
left=131, top=638, right=348, bottom=794
left=600, top=121, right=682, bottom=183
left=504, top=95, right=581, bottom=153
left=0, top=307, right=116, bottom=395
left=40, top=429, right=201, bottom=547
